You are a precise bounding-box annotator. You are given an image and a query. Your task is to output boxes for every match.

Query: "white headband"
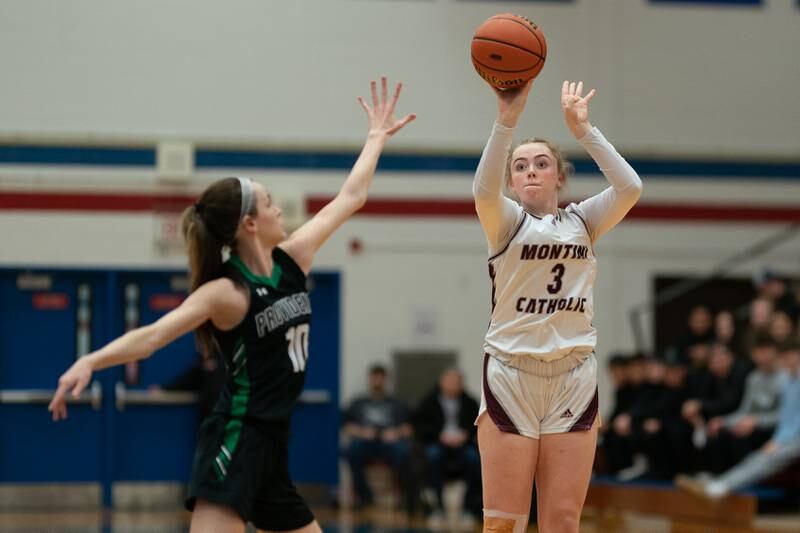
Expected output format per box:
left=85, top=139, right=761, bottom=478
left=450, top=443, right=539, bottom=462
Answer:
left=237, top=177, right=254, bottom=222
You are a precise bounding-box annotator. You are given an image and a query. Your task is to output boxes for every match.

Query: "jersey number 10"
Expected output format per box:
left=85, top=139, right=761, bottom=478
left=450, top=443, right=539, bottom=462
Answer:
left=286, top=324, right=310, bottom=373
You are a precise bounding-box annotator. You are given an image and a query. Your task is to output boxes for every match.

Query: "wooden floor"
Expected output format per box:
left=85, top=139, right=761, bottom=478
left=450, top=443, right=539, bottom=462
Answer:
left=0, top=507, right=798, bottom=533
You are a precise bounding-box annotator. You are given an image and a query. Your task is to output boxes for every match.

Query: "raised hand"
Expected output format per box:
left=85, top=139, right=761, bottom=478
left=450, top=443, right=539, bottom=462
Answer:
left=48, top=358, right=93, bottom=421
left=493, top=78, right=534, bottom=128
left=357, top=76, right=416, bottom=138
left=561, top=80, right=596, bottom=139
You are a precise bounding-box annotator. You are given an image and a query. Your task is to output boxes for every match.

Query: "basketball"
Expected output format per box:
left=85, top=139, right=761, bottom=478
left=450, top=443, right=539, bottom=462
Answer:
left=471, top=14, right=547, bottom=89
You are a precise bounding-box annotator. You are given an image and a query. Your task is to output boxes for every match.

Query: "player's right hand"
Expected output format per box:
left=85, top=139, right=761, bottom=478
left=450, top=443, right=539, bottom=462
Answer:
left=48, top=358, right=93, bottom=421
left=494, top=78, right=534, bottom=128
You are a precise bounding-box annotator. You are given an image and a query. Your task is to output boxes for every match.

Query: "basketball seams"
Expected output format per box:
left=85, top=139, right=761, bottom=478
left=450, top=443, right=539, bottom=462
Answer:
left=489, top=15, right=538, bottom=38
left=472, top=36, right=546, bottom=62
left=471, top=55, right=541, bottom=74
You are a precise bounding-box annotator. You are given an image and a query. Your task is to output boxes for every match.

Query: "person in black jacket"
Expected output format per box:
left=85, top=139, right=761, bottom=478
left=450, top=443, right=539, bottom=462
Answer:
left=151, top=351, right=227, bottom=419
left=681, top=342, right=749, bottom=470
left=413, top=367, right=481, bottom=519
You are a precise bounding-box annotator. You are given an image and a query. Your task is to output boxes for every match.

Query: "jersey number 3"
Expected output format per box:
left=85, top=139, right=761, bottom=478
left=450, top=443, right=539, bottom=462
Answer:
left=547, top=264, right=566, bottom=294
left=286, top=324, right=310, bottom=373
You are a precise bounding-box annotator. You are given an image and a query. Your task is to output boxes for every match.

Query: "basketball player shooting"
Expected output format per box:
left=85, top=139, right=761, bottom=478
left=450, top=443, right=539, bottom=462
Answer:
left=472, top=79, right=643, bottom=533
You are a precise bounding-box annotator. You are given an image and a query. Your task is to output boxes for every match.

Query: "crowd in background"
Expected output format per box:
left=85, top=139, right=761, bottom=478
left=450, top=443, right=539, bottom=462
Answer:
left=161, top=270, right=798, bottom=518
left=600, top=271, right=800, bottom=497
left=340, top=365, right=481, bottom=523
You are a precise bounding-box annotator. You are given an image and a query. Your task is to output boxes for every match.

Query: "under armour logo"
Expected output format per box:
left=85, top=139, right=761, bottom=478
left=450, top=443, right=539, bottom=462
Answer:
left=256, top=287, right=269, bottom=297
left=560, top=409, right=574, bottom=419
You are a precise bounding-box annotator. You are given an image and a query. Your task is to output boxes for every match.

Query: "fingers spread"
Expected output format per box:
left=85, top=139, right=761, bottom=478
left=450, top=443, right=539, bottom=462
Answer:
left=386, top=113, right=417, bottom=135
left=390, top=82, right=402, bottom=111
left=370, top=80, right=378, bottom=110
left=357, top=96, right=370, bottom=114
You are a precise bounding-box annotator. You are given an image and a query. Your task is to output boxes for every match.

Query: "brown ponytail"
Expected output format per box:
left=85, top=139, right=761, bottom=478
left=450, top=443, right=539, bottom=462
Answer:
left=181, top=177, right=254, bottom=357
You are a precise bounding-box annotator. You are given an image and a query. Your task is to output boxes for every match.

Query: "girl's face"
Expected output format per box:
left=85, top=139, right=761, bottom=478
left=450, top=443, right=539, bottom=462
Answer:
left=508, top=142, right=563, bottom=211
left=242, top=182, right=285, bottom=247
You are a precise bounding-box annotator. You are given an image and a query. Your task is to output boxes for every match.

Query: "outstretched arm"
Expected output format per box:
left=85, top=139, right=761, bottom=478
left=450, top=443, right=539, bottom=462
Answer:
left=473, top=80, right=533, bottom=251
left=48, top=278, right=246, bottom=420
left=280, top=77, right=415, bottom=274
left=562, top=81, right=642, bottom=241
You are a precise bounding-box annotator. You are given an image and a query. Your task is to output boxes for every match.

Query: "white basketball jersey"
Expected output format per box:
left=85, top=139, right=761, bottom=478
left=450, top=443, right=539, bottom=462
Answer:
left=484, top=203, right=597, bottom=363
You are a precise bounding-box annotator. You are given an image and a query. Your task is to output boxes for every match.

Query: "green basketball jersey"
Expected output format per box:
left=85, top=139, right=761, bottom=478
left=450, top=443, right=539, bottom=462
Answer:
left=212, top=247, right=311, bottom=424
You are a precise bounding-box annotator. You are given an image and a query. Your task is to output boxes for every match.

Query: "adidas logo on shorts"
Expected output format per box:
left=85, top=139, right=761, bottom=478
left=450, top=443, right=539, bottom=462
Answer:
left=560, top=408, right=574, bottom=419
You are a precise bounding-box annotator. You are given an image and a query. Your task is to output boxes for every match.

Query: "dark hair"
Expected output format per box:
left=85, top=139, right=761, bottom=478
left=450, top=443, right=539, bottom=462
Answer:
left=368, top=364, right=387, bottom=376
left=628, top=352, right=646, bottom=363
left=752, top=332, right=777, bottom=350
left=181, top=177, right=258, bottom=357
left=608, top=353, right=629, bottom=368
left=778, top=340, right=800, bottom=354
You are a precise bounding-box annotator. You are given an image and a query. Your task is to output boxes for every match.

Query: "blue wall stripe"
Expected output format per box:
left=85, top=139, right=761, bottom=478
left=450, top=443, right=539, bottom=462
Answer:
left=650, top=0, right=762, bottom=5
left=197, top=149, right=800, bottom=179
left=0, top=144, right=797, bottom=179
left=0, top=146, right=155, bottom=166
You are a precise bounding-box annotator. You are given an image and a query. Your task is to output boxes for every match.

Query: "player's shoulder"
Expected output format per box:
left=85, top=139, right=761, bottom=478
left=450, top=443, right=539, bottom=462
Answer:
left=196, top=277, right=249, bottom=309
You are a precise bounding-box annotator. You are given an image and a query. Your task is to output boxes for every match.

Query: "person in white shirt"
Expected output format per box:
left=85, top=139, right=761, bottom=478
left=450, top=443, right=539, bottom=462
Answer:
left=473, top=80, right=642, bottom=533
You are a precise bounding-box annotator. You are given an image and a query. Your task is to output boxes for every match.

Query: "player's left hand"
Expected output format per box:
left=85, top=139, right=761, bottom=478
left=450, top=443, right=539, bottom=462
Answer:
left=561, top=80, right=595, bottom=139
left=358, top=76, right=416, bottom=138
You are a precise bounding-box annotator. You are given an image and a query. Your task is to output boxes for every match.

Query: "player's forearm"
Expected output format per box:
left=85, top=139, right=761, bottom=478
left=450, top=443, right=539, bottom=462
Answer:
left=83, top=325, right=159, bottom=371
left=337, top=132, right=388, bottom=210
left=579, top=127, right=642, bottom=195
left=473, top=122, right=514, bottom=200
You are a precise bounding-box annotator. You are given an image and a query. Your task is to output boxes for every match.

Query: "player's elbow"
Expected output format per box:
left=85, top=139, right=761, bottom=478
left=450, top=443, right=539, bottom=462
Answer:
left=339, top=189, right=368, bottom=214
left=624, top=178, right=643, bottom=204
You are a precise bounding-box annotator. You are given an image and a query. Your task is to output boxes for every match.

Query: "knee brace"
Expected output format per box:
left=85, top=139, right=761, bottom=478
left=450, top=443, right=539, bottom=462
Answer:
left=483, top=509, right=529, bottom=533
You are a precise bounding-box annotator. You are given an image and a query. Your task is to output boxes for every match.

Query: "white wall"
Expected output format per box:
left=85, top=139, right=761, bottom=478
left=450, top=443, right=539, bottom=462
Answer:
left=0, top=0, right=798, bottom=156
left=1, top=0, right=799, bottom=411
left=2, top=169, right=799, bottom=410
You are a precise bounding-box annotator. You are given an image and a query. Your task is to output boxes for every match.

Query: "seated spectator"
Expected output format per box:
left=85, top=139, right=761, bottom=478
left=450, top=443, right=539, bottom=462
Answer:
left=604, top=353, right=635, bottom=425
left=677, top=305, right=714, bottom=360
left=635, top=354, right=691, bottom=480
left=713, top=309, right=745, bottom=361
left=601, top=353, right=644, bottom=475
left=703, top=336, right=783, bottom=473
left=150, top=351, right=226, bottom=419
left=412, top=367, right=481, bottom=522
left=605, top=354, right=667, bottom=479
left=682, top=342, right=748, bottom=463
left=757, top=270, right=799, bottom=322
left=742, top=297, right=774, bottom=353
left=341, top=364, right=413, bottom=510
left=677, top=341, right=800, bottom=500
left=769, top=310, right=796, bottom=348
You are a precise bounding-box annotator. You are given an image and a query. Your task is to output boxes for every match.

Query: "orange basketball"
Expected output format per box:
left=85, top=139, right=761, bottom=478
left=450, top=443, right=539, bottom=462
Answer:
left=471, top=14, right=547, bottom=89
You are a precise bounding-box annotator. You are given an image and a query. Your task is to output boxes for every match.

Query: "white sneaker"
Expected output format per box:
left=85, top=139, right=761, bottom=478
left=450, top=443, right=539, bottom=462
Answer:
left=676, top=474, right=727, bottom=501
left=616, top=454, right=649, bottom=481
left=706, top=480, right=729, bottom=499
